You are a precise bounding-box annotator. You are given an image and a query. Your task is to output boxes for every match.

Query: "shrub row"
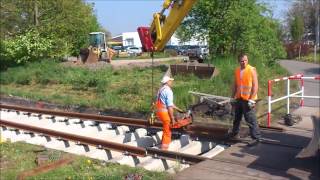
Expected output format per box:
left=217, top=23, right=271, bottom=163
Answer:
left=285, top=42, right=313, bottom=59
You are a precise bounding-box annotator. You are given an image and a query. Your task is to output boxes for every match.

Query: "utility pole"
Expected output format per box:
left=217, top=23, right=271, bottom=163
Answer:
left=315, top=0, right=319, bottom=63
left=34, top=0, right=39, bottom=26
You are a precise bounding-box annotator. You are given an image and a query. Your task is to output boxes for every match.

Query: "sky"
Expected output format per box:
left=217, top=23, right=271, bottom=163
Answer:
left=86, top=0, right=295, bottom=37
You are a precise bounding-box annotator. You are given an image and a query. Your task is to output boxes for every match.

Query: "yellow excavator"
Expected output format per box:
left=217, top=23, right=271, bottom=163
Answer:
left=139, top=0, right=197, bottom=52
left=140, top=0, right=214, bottom=127
left=138, top=0, right=214, bottom=79
left=79, top=32, right=115, bottom=64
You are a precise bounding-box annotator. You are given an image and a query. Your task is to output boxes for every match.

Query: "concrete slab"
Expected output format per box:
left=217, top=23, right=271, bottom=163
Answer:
left=111, top=132, right=162, bottom=167
left=202, top=145, right=227, bottom=158
left=86, top=147, right=122, bottom=160
left=24, top=134, right=50, bottom=146
left=176, top=132, right=319, bottom=179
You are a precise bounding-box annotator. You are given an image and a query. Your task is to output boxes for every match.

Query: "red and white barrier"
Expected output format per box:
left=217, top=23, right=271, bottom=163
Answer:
left=267, top=74, right=320, bottom=127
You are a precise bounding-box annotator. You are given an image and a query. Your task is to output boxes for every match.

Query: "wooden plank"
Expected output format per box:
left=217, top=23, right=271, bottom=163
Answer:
left=175, top=157, right=314, bottom=180
left=175, top=130, right=319, bottom=180
left=189, top=91, right=231, bottom=101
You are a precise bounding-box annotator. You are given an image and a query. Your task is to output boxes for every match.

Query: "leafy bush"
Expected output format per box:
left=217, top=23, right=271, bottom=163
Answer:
left=15, top=74, right=32, bottom=85
left=96, top=79, right=109, bottom=93
left=0, top=30, right=53, bottom=69
left=285, top=42, right=312, bottom=59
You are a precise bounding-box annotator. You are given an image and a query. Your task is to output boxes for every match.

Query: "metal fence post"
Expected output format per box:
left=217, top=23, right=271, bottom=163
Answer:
left=267, top=80, right=272, bottom=127
left=287, top=79, right=290, bottom=114
left=300, top=75, right=304, bottom=106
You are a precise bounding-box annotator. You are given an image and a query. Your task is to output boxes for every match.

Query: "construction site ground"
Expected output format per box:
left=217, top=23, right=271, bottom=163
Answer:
left=175, top=106, right=320, bottom=180
left=64, top=56, right=188, bottom=70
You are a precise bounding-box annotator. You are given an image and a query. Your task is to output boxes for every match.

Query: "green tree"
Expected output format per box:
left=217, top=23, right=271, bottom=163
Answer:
left=0, top=0, right=102, bottom=58
left=179, top=0, right=285, bottom=61
left=175, top=25, right=193, bottom=44
left=286, top=0, right=317, bottom=42
left=290, top=15, right=304, bottom=42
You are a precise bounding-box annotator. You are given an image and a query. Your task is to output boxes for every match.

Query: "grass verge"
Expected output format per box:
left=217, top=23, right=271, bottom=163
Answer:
left=0, top=141, right=170, bottom=180
left=295, top=53, right=320, bottom=64
left=0, top=56, right=298, bottom=125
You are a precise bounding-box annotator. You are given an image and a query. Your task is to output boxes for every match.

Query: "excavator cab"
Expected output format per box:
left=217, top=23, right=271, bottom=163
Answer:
left=89, top=32, right=106, bottom=51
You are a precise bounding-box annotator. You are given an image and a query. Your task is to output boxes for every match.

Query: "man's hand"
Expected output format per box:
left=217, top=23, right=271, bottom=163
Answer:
left=230, top=98, right=237, bottom=106
left=248, top=99, right=256, bottom=109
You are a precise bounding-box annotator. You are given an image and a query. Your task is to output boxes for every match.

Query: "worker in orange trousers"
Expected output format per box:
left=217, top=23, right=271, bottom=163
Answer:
left=156, top=76, right=184, bottom=150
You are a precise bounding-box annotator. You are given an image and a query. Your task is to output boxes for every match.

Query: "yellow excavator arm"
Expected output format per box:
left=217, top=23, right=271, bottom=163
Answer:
left=138, top=0, right=197, bottom=52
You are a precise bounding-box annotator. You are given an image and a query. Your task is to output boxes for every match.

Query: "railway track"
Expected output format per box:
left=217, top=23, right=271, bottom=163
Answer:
left=0, top=104, right=228, bottom=173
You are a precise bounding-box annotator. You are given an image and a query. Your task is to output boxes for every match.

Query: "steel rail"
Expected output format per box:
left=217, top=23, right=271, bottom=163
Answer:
left=0, top=104, right=161, bottom=128
left=0, top=104, right=283, bottom=138
left=0, top=104, right=230, bottom=138
left=0, top=119, right=146, bottom=157
left=0, top=119, right=208, bottom=164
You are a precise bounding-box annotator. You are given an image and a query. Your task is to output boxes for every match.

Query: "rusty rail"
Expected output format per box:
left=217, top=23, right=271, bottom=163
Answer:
left=0, top=119, right=146, bottom=156
left=0, top=119, right=208, bottom=164
left=0, top=104, right=282, bottom=139
left=0, top=104, right=231, bottom=138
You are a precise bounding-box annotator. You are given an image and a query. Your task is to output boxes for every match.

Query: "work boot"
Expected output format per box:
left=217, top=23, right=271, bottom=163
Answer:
left=225, top=132, right=241, bottom=141
left=247, top=138, right=261, bottom=147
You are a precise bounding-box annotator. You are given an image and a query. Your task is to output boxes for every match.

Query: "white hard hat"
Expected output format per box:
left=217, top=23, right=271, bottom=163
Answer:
left=161, top=76, right=174, bottom=84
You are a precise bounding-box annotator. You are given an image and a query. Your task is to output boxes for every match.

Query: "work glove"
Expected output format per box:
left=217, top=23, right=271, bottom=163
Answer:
left=248, top=99, right=256, bottom=109
left=230, top=98, right=237, bottom=106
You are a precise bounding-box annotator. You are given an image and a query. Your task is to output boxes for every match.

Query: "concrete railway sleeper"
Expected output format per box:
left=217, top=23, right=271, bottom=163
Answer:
left=0, top=118, right=209, bottom=163
left=0, top=109, right=228, bottom=172
left=0, top=104, right=283, bottom=139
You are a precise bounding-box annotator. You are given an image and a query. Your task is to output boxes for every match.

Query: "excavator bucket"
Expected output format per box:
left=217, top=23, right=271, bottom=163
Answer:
left=85, top=49, right=99, bottom=64
left=170, top=63, right=215, bottom=79
left=79, top=48, right=99, bottom=64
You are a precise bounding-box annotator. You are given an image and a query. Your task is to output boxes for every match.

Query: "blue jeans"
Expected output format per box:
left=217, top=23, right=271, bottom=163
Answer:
left=232, top=99, right=261, bottom=139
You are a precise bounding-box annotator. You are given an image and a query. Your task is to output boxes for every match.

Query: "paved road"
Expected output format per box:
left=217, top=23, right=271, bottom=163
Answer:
left=279, top=60, right=320, bottom=107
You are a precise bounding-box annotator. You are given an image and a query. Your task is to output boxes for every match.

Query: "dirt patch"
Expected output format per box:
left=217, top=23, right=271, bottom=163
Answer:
left=60, top=57, right=186, bottom=70
left=0, top=94, right=231, bottom=125
left=0, top=156, right=14, bottom=170
left=0, top=95, right=147, bottom=119
left=61, top=61, right=111, bottom=70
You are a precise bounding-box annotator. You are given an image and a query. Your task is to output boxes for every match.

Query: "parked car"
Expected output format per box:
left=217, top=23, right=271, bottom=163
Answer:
left=199, top=46, right=209, bottom=59
left=184, top=45, right=199, bottom=56
left=126, top=46, right=142, bottom=56
left=164, top=45, right=180, bottom=56
left=110, top=46, right=128, bottom=57
left=112, top=46, right=124, bottom=52
left=179, top=45, right=191, bottom=55
left=184, top=45, right=209, bottom=62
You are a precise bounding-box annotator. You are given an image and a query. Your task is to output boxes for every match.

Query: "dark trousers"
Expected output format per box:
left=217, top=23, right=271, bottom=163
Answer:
left=232, top=99, right=261, bottom=139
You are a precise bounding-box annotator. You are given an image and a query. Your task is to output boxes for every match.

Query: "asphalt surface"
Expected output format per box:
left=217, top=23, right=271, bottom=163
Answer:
left=279, top=60, right=320, bottom=107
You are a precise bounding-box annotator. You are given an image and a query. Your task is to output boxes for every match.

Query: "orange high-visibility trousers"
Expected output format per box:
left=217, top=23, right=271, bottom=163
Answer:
left=156, top=100, right=171, bottom=150
left=157, top=111, right=171, bottom=149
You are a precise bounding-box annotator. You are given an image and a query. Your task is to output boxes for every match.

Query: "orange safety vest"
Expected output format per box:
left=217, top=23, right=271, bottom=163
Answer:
left=234, top=64, right=257, bottom=100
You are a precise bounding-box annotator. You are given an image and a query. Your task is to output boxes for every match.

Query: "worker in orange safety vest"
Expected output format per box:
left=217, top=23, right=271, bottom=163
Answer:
left=156, top=76, right=184, bottom=150
left=228, top=53, right=261, bottom=146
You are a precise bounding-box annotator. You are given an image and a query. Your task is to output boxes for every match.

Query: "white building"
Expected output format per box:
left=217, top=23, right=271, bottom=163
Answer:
left=164, top=33, right=208, bottom=46
left=111, top=32, right=207, bottom=47
left=122, top=32, right=142, bottom=47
